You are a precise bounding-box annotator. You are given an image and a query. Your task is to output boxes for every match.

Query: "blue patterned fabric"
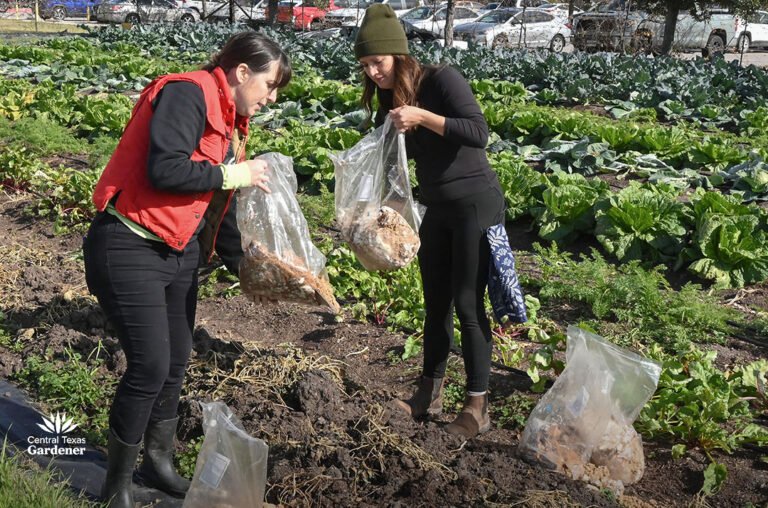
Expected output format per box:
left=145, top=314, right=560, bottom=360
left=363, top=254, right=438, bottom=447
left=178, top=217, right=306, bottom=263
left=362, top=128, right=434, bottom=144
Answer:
left=487, top=223, right=527, bottom=324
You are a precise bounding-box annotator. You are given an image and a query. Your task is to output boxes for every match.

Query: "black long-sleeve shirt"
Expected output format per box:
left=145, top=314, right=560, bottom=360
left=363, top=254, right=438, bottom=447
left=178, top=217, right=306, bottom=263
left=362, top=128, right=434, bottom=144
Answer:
left=149, top=82, right=226, bottom=192
left=375, top=65, right=500, bottom=204
left=148, top=81, right=243, bottom=273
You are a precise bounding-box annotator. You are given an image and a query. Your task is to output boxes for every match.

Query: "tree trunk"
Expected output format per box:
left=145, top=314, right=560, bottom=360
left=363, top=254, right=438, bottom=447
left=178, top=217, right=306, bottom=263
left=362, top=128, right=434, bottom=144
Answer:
left=568, top=0, right=573, bottom=19
left=267, top=0, right=277, bottom=24
left=444, top=0, right=454, bottom=48
left=229, top=0, right=234, bottom=22
left=660, top=3, right=679, bottom=55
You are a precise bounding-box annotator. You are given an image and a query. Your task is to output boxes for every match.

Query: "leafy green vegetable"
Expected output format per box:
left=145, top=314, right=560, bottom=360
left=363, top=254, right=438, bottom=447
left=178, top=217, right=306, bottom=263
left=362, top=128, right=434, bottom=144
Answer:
left=595, top=183, right=689, bottom=263
left=530, top=171, right=608, bottom=243
left=680, top=190, right=768, bottom=288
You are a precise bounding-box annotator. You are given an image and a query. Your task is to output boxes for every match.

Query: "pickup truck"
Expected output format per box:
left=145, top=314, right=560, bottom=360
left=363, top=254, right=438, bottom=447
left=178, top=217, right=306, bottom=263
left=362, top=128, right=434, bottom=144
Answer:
left=572, top=1, right=742, bottom=55
left=638, top=9, right=742, bottom=54
left=571, top=2, right=646, bottom=53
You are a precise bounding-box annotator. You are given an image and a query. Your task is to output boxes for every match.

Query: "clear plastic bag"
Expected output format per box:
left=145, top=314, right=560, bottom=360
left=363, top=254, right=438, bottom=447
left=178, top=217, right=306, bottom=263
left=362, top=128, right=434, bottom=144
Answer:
left=237, top=152, right=340, bottom=313
left=331, top=117, right=423, bottom=271
left=519, top=326, right=661, bottom=490
left=182, top=401, right=268, bottom=508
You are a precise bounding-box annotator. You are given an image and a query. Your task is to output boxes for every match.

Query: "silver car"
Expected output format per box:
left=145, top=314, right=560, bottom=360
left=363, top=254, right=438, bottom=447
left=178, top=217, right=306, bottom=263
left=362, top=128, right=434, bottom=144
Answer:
left=96, top=0, right=199, bottom=23
left=453, top=7, right=571, bottom=52
left=404, top=5, right=482, bottom=37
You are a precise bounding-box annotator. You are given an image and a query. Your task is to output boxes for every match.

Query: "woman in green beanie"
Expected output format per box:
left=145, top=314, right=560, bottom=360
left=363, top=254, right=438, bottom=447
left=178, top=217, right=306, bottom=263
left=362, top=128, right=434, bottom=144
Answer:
left=355, top=3, right=506, bottom=439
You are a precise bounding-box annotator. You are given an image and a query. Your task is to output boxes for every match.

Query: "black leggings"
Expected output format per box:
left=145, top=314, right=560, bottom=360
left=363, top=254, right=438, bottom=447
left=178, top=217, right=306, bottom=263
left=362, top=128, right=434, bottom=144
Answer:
left=83, top=212, right=198, bottom=445
left=418, top=186, right=506, bottom=393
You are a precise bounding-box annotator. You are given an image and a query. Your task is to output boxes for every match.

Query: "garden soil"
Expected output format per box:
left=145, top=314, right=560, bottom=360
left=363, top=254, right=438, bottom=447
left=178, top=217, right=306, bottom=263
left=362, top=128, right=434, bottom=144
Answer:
left=0, top=193, right=766, bottom=507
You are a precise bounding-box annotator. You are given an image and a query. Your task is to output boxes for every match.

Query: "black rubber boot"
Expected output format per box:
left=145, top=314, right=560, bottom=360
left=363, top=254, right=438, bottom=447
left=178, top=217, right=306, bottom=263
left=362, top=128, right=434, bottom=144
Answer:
left=136, top=417, right=191, bottom=498
left=101, top=430, right=141, bottom=508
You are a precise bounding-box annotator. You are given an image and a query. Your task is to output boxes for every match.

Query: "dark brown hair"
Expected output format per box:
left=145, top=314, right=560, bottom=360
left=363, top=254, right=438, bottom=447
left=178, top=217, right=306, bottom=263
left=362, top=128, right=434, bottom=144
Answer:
left=361, top=55, right=427, bottom=121
left=203, top=31, right=292, bottom=88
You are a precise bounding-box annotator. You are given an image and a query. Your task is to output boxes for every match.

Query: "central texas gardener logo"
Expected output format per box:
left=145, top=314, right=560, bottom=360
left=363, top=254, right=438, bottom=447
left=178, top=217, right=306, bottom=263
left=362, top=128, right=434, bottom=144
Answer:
left=27, top=412, right=86, bottom=456
left=37, top=412, right=79, bottom=435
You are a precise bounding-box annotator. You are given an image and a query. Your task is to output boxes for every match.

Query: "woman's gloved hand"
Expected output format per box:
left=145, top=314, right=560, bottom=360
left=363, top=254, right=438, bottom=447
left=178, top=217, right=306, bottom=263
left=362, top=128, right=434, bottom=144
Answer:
left=228, top=159, right=271, bottom=193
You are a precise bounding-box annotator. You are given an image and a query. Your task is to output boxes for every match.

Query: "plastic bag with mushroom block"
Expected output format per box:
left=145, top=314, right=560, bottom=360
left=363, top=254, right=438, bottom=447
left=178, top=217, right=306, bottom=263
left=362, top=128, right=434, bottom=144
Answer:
left=237, top=152, right=340, bottom=313
left=331, top=117, right=423, bottom=271
left=519, top=326, right=661, bottom=490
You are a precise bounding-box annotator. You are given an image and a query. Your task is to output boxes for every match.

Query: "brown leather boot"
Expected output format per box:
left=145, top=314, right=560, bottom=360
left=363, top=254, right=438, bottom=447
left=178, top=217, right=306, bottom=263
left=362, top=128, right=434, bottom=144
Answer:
left=445, top=393, right=491, bottom=439
left=393, top=376, right=445, bottom=418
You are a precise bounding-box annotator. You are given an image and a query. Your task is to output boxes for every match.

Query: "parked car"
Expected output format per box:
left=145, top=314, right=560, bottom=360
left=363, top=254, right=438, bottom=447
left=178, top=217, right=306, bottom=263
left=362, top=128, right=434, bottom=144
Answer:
left=480, top=0, right=569, bottom=11
left=372, top=0, right=422, bottom=16
left=461, top=0, right=550, bottom=8
left=327, top=0, right=420, bottom=37
left=572, top=1, right=741, bottom=55
left=402, top=5, right=480, bottom=36
left=240, top=0, right=268, bottom=20
left=271, top=0, right=339, bottom=29
left=635, top=8, right=742, bottom=55
left=453, top=7, right=570, bottom=52
left=537, top=2, right=581, bottom=19
left=324, top=0, right=378, bottom=28
left=400, top=3, right=440, bottom=23
left=213, top=0, right=267, bottom=21
left=570, top=1, right=646, bottom=53
left=176, top=0, right=229, bottom=19
left=96, top=0, right=199, bottom=23
left=450, top=1, right=483, bottom=9
left=735, top=10, right=768, bottom=52
left=333, top=0, right=421, bottom=28
left=500, top=0, right=550, bottom=8
left=39, top=0, right=99, bottom=19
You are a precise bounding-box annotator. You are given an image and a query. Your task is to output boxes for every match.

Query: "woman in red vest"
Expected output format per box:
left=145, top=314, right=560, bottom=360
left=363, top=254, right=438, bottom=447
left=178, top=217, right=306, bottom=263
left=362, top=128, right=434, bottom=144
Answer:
left=83, top=32, right=291, bottom=508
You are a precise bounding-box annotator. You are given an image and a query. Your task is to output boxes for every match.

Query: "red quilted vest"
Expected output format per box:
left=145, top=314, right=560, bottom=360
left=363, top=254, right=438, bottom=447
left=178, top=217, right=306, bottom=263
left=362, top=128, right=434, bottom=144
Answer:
left=92, top=66, right=249, bottom=251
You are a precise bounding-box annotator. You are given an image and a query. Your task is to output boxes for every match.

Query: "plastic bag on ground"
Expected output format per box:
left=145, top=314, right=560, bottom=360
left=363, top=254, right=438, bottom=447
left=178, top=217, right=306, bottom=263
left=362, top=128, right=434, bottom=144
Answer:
left=237, top=152, right=340, bottom=313
left=331, top=117, right=423, bottom=271
left=519, top=326, right=661, bottom=494
left=182, top=401, right=268, bottom=508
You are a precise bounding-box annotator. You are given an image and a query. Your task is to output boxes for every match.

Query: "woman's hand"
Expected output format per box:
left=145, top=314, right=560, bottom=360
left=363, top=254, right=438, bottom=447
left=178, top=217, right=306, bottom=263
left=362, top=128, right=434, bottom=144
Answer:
left=389, top=106, right=425, bottom=132
left=390, top=106, right=446, bottom=136
left=244, top=158, right=271, bottom=193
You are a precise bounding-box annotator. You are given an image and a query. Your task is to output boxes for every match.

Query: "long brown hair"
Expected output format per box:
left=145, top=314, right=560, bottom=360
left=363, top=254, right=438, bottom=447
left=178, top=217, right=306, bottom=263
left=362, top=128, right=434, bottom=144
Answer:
left=203, top=31, right=292, bottom=89
left=361, top=55, right=426, bottom=122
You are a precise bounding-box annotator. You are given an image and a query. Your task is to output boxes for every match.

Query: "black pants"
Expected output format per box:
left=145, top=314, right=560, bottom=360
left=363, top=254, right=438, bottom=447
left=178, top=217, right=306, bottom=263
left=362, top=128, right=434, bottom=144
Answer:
left=83, top=212, right=198, bottom=445
left=418, top=186, right=506, bottom=393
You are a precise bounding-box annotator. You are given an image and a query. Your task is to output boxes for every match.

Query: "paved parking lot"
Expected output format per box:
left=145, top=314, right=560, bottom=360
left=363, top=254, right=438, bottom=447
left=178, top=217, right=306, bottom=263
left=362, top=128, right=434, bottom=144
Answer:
left=675, top=49, right=768, bottom=67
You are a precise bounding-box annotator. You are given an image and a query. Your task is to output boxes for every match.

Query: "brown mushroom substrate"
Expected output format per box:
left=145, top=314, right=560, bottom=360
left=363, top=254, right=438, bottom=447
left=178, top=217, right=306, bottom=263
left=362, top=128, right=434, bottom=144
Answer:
left=240, top=241, right=340, bottom=314
left=342, top=206, right=420, bottom=272
left=520, top=418, right=645, bottom=497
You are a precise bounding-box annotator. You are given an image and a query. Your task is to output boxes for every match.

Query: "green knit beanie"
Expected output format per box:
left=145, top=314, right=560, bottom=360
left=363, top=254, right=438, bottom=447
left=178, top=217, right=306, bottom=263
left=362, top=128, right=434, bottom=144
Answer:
left=354, top=4, right=409, bottom=59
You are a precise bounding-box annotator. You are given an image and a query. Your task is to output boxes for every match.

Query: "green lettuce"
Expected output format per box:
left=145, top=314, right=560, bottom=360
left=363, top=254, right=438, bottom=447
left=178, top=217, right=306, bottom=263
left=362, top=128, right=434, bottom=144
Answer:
left=595, top=182, right=689, bottom=263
